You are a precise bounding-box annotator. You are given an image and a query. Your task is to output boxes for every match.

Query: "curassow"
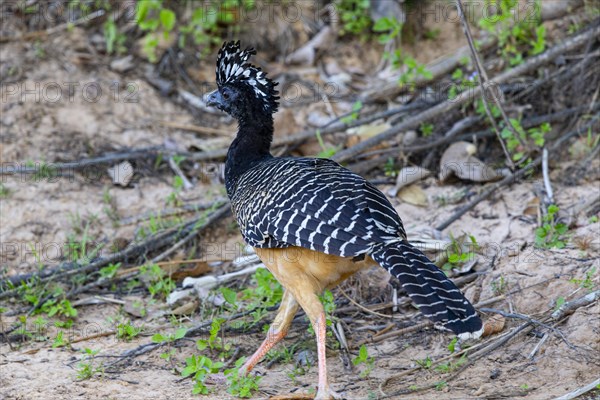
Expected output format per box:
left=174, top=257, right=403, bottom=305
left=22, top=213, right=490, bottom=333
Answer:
left=206, top=41, right=483, bottom=400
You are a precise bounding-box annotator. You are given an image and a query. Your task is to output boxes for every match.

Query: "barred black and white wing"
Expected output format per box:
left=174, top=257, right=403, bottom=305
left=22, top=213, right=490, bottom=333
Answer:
left=229, top=156, right=483, bottom=339
left=230, top=157, right=405, bottom=256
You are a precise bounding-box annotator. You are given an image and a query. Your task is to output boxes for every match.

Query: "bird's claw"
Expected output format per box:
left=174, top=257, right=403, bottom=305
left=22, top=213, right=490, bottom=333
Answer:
left=314, top=387, right=342, bottom=400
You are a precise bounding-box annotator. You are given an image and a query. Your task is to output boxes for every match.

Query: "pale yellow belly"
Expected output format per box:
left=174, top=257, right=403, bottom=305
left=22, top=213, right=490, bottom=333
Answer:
left=255, top=246, right=376, bottom=294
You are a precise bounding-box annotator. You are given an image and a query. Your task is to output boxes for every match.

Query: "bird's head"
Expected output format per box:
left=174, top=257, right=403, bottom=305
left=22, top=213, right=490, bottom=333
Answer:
left=207, top=41, right=279, bottom=119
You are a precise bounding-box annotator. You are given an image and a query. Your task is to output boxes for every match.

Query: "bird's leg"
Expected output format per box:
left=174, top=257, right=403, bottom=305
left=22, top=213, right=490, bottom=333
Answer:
left=314, top=312, right=333, bottom=399
left=239, top=289, right=298, bottom=375
left=294, top=293, right=341, bottom=400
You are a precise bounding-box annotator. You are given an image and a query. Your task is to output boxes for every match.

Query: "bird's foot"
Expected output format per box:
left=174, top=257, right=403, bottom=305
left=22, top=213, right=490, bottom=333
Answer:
left=314, top=386, right=342, bottom=400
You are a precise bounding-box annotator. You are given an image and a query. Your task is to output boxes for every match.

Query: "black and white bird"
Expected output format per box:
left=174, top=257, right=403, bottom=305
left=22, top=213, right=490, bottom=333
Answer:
left=207, top=41, right=483, bottom=400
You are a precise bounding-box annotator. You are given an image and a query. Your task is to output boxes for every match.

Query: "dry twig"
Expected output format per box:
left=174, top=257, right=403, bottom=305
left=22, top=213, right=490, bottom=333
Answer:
left=455, top=0, right=517, bottom=168
left=333, top=25, right=600, bottom=163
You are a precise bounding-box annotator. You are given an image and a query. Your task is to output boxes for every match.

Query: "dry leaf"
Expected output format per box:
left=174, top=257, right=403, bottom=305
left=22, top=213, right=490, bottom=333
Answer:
left=347, top=122, right=391, bottom=139
left=398, top=184, right=428, bottom=207
left=107, top=161, right=134, bottom=187
left=388, top=166, right=431, bottom=197
left=439, top=141, right=505, bottom=183
left=159, top=260, right=212, bottom=282
left=482, top=313, right=506, bottom=336
left=523, top=197, right=540, bottom=217
left=170, top=300, right=199, bottom=316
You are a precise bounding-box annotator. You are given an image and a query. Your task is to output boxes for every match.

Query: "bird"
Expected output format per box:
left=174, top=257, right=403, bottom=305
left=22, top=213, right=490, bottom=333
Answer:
left=206, top=41, right=483, bottom=400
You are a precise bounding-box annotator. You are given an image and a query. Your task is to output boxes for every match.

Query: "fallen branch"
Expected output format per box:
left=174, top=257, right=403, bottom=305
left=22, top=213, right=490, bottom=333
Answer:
left=0, top=10, right=105, bottom=43
left=0, top=146, right=168, bottom=176
left=0, top=203, right=230, bottom=296
left=553, top=377, right=600, bottom=400
left=551, top=289, right=600, bottom=320
left=333, top=24, right=600, bottom=164
left=188, top=103, right=428, bottom=162
left=456, top=0, right=517, bottom=168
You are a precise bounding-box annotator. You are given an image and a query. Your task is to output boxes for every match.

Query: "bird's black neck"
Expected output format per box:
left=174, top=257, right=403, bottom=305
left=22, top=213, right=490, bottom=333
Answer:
left=225, top=112, right=274, bottom=195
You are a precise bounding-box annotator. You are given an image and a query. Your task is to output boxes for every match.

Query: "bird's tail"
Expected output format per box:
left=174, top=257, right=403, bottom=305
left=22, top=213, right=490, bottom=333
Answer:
left=370, top=241, right=483, bottom=339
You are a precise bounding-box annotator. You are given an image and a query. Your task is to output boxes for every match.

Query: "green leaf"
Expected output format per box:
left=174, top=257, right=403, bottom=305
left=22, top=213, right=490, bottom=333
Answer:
left=447, top=337, right=458, bottom=353
left=220, top=287, right=238, bottom=306
left=174, top=327, right=187, bottom=340
left=160, top=9, right=176, bottom=31
left=151, top=333, right=166, bottom=343
left=359, top=344, right=368, bottom=360
left=197, top=339, right=208, bottom=351
left=373, top=17, right=393, bottom=31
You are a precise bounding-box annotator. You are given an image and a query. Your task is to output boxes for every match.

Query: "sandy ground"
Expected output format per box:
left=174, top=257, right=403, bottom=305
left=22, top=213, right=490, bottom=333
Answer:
left=2, top=4, right=600, bottom=400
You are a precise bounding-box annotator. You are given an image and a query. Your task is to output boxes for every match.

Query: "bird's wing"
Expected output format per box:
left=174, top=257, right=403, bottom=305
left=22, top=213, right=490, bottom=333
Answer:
left=233, top=157, right=406, bottom=256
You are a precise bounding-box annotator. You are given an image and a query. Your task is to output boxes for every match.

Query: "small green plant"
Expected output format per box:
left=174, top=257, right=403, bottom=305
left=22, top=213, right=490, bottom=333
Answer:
left=373, top=16, right=402, bottom=44
left=43, top=298, right=78, bottom=319
left=116, top=321, right=142, bottom=341
left=500, top=119, right=550, bottom=162
left=340, top=101, right=363, bottom=124
left=0, top=183, right=10, bottom=198
left=491, top=275, right=508, bottom=296
left=435, top=380, right=448, bottom=391
left=181, top=354, right=224, bottom=395
left=447, top=337, right=459, bottom=353
left=76, top=348, right=103, bottom=380
left=443, top=234, right=478, bottom=272
left=415, top=356, right=433, bottom=369
left=225, top=358, right=262, bottom=398
left=435, top=353, right=468, bottom=373
left=424, top=28, right=441, bottom=40
left=535, top=204, right=568, bottom=249
left=265, top=343, right=298, bottom=365
left=242, top=268, right=283, bottom=325
left=448, top=68, right=478, bottom=100
left=569, top=267, right=597, bottom=291
left=66, top=217, right=102, bottom=265
left=103, top=19, right=126, bottom=54
left=373, top=16, right=431, bottom=87
left=337, top=0, right=373, bottom=38
left=554, top=296, right=566, bottom=312
left=478, top=0, right=546, bottom=66
left=352, top=344, right=375, bottom=378
left=315, top=130, right=341, bottom=159
left=140, top=263, right=176, bottom=298
left=420, top=123, right=434, bottom=137
left=135, top=0, right=176, bottom=62
left=152, top=327, right=187, bottom=344
left=99, top=262, right=120, bottom=279
left=196, top=318, right=231, bottom=357
left=384, top=157, right=398, bottom=177
left=220, top=286, right=239, bottom=310
left=102, top=186, right=120, bottom=226
left=52, top=330, right=66, bottom=348
left=387, top=51, right=432, bottom=86
left=160, top=348, right=177, bottom=362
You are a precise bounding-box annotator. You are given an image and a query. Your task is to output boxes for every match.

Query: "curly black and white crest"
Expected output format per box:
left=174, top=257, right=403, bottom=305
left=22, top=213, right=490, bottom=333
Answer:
left=216, top=41, right=279, bottom=113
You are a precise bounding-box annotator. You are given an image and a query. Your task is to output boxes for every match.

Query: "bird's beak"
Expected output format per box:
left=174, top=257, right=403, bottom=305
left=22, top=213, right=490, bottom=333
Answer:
left=206, top=89, right=223, bottom=108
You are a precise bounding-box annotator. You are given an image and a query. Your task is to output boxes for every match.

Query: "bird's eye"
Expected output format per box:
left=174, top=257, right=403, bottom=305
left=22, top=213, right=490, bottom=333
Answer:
left=222, top=92, right=230, bottom=100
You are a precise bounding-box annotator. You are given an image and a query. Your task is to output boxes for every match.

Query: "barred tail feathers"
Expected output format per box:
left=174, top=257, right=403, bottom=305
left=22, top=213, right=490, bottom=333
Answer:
left=371, top=241, right=483, bottom=340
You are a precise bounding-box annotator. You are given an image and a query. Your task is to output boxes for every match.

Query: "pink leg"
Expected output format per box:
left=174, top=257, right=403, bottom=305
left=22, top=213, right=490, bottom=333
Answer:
left=240, top=290, right=298, bottom=375
left=314, top=312, right=330, bottom=398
